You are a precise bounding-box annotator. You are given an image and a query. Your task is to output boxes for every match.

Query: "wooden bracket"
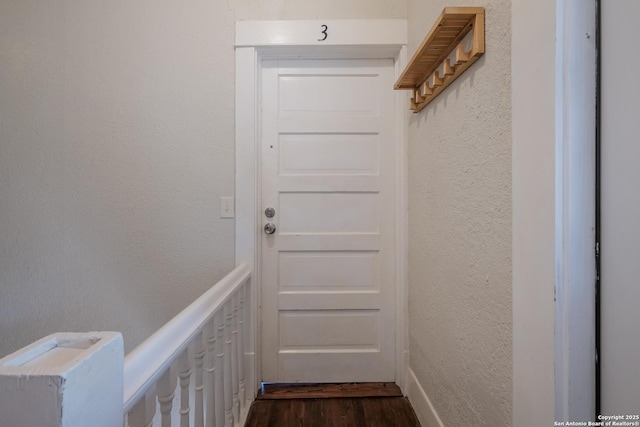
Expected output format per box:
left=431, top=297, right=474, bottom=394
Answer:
left=395, top=7, right=485, bottom=113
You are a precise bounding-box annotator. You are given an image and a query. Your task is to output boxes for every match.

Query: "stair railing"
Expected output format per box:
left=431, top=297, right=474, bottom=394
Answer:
left=0, top=263, right=253, bottom=427
left=124, top=262, right=252, bottom=427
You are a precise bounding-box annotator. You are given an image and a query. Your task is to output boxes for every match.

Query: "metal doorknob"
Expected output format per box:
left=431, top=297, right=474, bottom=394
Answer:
left=264, top=223, right=277, bottom=234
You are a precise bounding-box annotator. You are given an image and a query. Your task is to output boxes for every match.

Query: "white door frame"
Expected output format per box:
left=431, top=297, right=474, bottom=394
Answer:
left=554, top=0, right=597, bottom=419
left=234, top=19, right=408, bottom=396
left=513, top=0, right=596, bottom=423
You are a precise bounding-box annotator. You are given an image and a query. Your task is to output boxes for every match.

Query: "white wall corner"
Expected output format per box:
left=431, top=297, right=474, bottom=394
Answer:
left=235, top=45, right=260, bottom=395
left=406, top=368, right=445, bottom=427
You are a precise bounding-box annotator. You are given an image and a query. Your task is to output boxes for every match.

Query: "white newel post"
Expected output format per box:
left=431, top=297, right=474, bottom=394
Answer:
left=0, top=332, right=124, bottom=427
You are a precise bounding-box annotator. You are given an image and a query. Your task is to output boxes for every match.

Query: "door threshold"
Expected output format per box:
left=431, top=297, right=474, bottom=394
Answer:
left=258, top=382, right=402, bottom=400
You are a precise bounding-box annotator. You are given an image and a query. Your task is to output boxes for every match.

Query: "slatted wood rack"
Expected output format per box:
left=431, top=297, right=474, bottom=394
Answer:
left=395, top=7, right=485, bottom=112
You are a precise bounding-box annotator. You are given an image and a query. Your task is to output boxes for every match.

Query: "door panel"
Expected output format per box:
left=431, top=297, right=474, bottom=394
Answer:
left=260, top=58, right=396, bottom=382
left=279, top=192, right=379, bottom=233
left=278, top=251, right=379, bottom=291
left=279, top=311, right=380, bottom=349
left=279, top=74, right=378, bottom=113
left=279, top=134, right=380, bottom=175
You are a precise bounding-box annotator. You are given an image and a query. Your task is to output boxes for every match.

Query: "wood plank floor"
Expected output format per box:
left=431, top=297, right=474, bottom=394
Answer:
left=245, top=384, right=421, bottom=427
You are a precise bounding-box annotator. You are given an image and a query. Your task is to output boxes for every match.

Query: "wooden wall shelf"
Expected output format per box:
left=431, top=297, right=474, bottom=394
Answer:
left=395, top=7, right=485, bottom=112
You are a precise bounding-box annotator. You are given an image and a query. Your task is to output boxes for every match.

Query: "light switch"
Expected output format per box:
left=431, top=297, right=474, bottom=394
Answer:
left=220, top=197, right=235, bottom=218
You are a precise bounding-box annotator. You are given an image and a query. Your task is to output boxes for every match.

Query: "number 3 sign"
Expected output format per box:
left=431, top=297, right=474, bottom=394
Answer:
left=318, top=24, right=328, bottom=41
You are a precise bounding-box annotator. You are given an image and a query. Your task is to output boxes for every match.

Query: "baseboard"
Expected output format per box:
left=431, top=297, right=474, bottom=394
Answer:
left=406, top=368, right=445, bottom=427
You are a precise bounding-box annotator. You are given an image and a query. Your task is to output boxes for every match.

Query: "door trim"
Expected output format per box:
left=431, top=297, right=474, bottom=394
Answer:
left=512, top=0, right=597, bottom=423
left=554, top=0, right=597, bottom=420
left=235, top=20, right=408, bottom=396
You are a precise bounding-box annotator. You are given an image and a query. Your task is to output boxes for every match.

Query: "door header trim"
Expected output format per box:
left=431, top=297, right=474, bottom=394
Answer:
left=236, top=19, right=407, bottom=47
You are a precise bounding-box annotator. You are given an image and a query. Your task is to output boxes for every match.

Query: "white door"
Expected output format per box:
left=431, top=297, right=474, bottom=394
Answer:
left=601, top=0, right=640, bottom=414
left=260, top=58, right=397, bottom=382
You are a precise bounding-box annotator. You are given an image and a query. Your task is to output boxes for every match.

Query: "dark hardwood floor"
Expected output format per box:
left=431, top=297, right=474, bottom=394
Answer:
left=245, top=383, right=421, bottom=427
left=258, top=382, right=404, bottom=400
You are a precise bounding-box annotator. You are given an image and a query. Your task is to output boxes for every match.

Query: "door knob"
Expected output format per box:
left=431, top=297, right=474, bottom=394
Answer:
left=264, top=223, right=277, bottom=234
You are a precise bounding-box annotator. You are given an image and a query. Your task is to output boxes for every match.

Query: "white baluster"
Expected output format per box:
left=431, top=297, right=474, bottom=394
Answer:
left=205, top=320, right=216, bottom=426
left=214, top=310, right=226, bottom=427
left=223, top=302, right=233, bottom=427
left=128, top=388, right=156, bottom=427
left=231, top=294, right=240, bottom=421
left=178, top=349, right=192, bottom=427
left=237, top=283, right=246, bottom=409
left=194, top=331, right=206, bottom=427
left=157, top=364, right=177, bottom=427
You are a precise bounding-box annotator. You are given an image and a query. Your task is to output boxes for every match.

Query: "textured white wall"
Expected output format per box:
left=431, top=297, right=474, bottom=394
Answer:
left=0, top=0, right=405, bottom=357
left=406, top=1, right=512, bottom=425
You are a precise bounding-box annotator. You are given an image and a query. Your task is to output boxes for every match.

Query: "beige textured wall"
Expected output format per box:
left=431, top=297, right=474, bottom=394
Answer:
left=0, top=0, right=237, bottom=357
left=0, top=0, right=406, bottom=357
left=406, top=1, right=512, bottom=425
left=233, top=0, right=406, bottom=19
